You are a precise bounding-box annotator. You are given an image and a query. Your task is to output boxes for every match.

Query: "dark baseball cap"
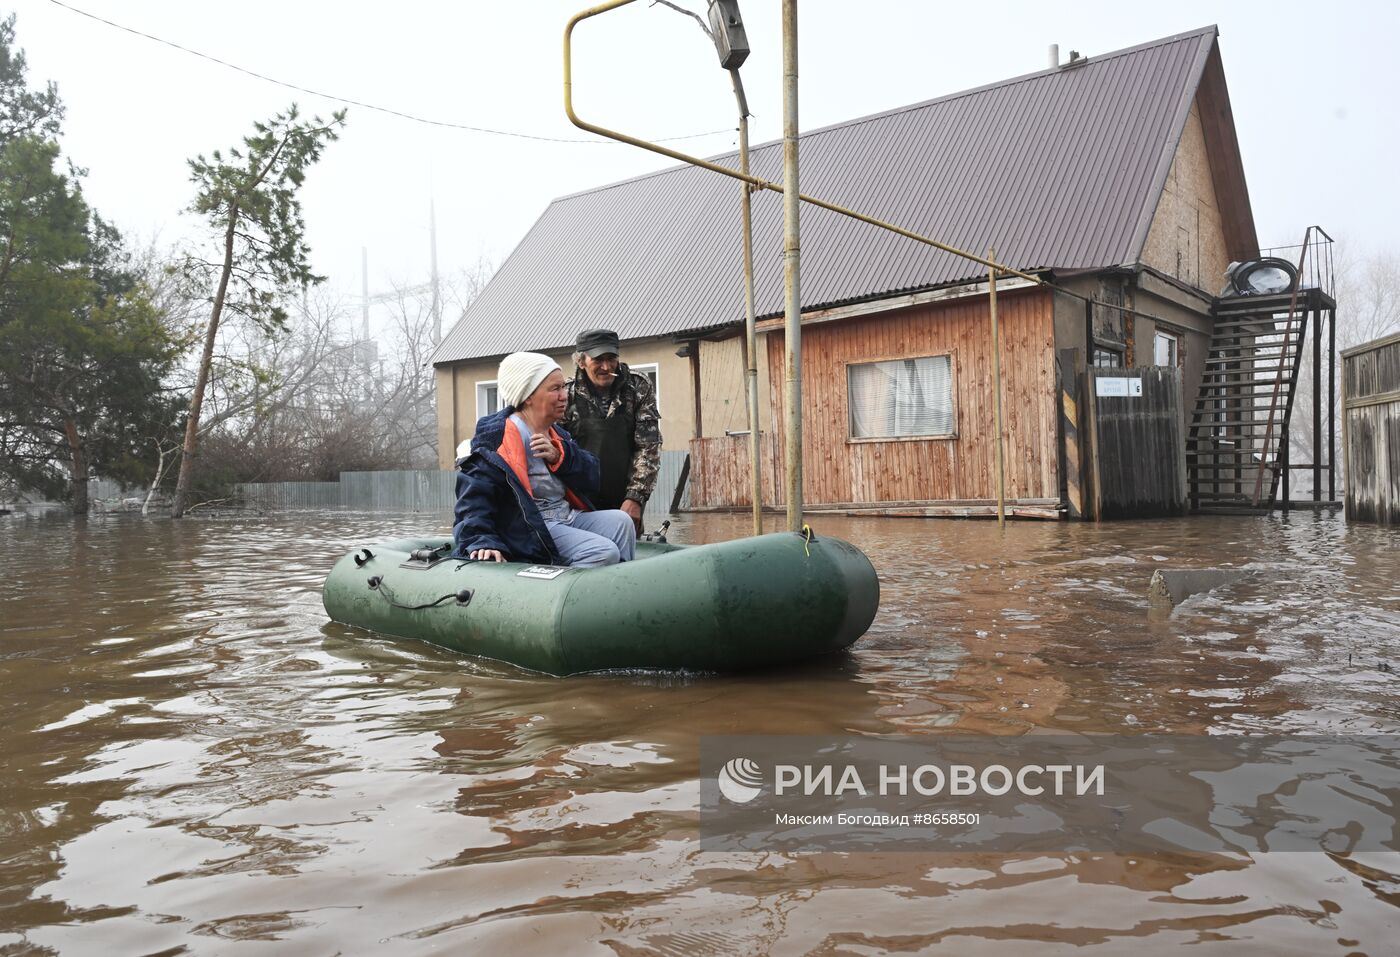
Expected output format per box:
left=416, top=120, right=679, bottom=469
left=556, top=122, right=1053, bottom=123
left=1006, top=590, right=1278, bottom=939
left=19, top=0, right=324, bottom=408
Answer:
left=576, top=328, right=621, bottom=358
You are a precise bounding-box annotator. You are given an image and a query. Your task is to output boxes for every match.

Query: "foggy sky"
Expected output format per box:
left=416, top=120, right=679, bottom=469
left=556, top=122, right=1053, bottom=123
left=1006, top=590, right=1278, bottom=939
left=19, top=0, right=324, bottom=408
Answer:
left=10, top=0, right=1398, bottom=331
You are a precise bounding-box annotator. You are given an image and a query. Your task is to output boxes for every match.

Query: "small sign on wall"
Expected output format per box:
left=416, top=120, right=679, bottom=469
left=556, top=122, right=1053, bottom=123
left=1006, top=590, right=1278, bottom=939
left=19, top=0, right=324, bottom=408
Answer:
left=1096, top=376, right=1143, bottom=397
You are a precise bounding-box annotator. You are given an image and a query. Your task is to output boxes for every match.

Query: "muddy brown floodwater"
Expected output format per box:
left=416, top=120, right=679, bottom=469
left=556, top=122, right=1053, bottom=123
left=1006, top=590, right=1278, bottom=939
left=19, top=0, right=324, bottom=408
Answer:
left=1, top=509, right=1397, bottom=955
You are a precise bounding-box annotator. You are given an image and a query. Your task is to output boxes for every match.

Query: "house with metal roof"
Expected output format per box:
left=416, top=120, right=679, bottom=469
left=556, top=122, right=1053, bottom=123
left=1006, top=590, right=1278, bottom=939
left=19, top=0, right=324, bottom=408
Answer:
left=434, top=25, right=1296, bottom=518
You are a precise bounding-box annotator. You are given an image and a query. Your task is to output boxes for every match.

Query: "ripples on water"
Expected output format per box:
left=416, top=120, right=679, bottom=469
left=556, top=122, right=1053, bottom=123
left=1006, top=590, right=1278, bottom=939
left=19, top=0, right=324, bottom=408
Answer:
left=0, top=509, right=1396, bottom=954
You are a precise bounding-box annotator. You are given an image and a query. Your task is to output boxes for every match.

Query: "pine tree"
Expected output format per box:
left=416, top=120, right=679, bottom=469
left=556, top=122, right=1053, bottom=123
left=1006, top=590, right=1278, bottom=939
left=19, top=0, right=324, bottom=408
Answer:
left=171, top=105, right=346, bottom=517
left=0, top=15, right=181, bottom=514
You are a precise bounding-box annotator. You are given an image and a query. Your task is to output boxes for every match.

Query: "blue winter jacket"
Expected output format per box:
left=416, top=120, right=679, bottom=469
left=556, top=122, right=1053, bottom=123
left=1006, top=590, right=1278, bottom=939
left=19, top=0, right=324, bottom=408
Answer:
left=451, top=407, right=600, bottom=563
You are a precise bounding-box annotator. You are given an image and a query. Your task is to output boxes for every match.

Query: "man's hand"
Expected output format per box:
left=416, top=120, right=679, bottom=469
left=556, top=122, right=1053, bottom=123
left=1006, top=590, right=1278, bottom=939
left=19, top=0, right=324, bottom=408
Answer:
left=530, top=431, right=560, bottom=465
left=621, top=498, right=643, bottom=533
left=470, top=549, right=506, bottom=562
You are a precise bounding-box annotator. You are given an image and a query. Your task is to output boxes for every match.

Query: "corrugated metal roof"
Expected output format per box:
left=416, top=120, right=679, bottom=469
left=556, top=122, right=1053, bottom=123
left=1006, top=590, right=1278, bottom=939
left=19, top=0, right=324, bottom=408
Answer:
left=434, top=26, right=1220, bottom=365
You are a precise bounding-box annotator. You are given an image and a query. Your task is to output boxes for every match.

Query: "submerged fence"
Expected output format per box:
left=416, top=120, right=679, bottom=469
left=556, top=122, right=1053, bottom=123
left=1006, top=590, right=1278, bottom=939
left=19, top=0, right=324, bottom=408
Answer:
left=88, top=478, right=137, bottom=503
left=235, top=451, right=691, bottom=519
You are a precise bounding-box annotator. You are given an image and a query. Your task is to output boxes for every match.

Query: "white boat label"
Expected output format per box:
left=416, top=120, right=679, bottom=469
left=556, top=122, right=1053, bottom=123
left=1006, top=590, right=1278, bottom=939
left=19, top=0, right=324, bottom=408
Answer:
left=517, top=565, right=568, bottom=580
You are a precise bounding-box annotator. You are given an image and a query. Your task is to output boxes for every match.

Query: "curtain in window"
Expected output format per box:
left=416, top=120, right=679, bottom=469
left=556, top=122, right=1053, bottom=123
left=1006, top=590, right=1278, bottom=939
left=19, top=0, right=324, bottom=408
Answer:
left=1092, top=348, right=1123, bottom=368
left=848, top=356, right=953, bottom=438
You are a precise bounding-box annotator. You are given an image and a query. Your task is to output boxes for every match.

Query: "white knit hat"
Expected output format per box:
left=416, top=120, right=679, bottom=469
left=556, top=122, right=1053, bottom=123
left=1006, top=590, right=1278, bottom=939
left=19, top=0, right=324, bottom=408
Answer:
left=497, top=352, right=561, bottom=409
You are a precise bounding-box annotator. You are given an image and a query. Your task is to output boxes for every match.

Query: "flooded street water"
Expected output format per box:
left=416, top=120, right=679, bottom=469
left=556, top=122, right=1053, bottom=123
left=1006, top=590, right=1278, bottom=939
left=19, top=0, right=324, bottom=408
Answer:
left=2, top=508, right=1397, bottom=954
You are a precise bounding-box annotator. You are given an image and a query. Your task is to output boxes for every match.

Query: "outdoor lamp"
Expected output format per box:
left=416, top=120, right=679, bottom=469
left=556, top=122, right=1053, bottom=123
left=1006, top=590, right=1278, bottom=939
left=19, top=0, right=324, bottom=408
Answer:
left=707, top=0, right=749, bottom=69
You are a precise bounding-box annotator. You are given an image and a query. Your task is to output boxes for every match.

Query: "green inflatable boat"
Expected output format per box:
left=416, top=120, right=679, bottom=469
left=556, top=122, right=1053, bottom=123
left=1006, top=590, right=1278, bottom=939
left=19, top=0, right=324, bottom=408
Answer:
left=322, top=530, right=879, bottom=675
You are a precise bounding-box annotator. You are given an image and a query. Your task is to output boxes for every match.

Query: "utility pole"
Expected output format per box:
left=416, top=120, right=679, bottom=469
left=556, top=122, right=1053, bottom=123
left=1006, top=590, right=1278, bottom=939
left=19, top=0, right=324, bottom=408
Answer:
left=360, top=247, right=370, bottom=342
left=704, top=0, right=763, bottom=536
left=781, top=0, right=803, bottom=532
left=990, top=249, right=1006, bottom=528
left=360, top=247, right=374, bottom=399
left=429, top=198, right=442, bottom=346
left=733, top=68, right=763, bottom=537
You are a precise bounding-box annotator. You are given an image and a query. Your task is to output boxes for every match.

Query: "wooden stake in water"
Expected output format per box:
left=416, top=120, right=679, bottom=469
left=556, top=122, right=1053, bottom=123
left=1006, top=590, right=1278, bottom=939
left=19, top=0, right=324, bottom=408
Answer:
left=990, top=249, right=1006, bottom=528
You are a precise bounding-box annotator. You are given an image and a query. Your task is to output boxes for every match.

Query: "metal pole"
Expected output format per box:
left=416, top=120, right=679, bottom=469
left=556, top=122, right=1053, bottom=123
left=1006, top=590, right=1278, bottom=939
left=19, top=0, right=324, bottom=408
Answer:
left=565, top=2, right=1207, bottom=337
left=990, top=251, right=1005, bottom=527
left=563, top=0, right=1043, bottom=289
left=731, top=67, right=763, bottom=537
left=1328, top=306, right=1336, bottom=502
left=1313, top=290, right=1321, bottom=501
left=781, top=0, right=802, bottom=532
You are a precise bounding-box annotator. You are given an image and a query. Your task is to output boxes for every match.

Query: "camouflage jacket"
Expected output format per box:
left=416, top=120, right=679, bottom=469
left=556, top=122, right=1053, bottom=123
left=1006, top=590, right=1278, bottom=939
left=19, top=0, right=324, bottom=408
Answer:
left=562, top=363, right=662, bottom=508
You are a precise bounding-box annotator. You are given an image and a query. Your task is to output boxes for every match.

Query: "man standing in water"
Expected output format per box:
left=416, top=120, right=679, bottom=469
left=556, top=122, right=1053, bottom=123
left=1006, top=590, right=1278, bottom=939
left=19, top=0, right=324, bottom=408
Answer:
left=562, top=329, right=661, bottom=533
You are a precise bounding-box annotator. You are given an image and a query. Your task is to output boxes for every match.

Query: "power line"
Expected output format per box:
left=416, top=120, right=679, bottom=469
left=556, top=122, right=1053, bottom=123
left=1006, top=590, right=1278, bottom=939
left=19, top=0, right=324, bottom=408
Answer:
left=46, top=0, right=735, bottom=146
left=49, top=1, right=1189, bottom=334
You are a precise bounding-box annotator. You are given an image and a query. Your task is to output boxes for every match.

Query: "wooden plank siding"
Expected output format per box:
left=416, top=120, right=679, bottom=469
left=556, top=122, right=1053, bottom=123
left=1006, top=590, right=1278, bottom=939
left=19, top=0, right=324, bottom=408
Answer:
left=689, top=434, right=781, bottom=508
left=690, top=287, right=1059, bottom=508
left=1342, top=332, right=1400, bottom=526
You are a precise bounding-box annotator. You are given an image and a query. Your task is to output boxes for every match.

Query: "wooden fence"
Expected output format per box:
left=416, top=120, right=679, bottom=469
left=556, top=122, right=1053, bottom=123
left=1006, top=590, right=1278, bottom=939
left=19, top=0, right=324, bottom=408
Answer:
left=236, top=452, right=691, bottom=519
left=688, top=434, right=782, bottom=508
left=1342, top=332, right=1400, bottom=525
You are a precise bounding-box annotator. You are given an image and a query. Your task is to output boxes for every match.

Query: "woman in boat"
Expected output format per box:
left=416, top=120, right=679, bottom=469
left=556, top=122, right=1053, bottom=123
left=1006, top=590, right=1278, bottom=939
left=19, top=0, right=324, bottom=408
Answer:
left=452, top=352, right=636, bottom=567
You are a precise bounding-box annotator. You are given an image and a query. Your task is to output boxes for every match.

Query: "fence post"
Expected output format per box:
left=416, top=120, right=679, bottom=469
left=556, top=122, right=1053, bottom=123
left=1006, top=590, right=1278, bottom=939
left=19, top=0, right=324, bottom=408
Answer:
left=1057, top=348, right=1087, bottom=520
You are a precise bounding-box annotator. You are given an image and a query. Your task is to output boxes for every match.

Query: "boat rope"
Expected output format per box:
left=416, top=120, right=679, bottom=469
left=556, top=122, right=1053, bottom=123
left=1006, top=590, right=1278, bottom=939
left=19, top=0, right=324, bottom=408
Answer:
left=366, top=576, right=473, bottom=610
left=801, top=524, right=813, bottom=557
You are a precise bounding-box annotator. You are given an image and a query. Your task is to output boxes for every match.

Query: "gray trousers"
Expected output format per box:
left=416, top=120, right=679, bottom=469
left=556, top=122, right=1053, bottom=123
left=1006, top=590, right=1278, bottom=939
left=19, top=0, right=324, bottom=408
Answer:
left=545, top=509, right=637, bottom=568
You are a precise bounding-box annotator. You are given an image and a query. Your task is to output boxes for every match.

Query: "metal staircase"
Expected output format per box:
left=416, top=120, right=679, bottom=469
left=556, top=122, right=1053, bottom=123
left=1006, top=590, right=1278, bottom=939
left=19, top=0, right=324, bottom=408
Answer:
left=1186, top=291, right=1310, bottom=512
left=1187, top=227, right=1337, bottom=513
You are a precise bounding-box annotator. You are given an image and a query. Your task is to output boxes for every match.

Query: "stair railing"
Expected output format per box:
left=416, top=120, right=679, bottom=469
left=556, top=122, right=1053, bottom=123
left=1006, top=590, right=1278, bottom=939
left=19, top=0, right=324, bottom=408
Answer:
left=1250, top=227, right=1314, bottom=507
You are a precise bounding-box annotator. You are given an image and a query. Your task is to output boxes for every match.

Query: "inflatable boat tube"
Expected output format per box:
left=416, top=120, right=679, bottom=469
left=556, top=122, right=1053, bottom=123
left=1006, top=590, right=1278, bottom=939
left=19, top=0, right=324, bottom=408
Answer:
left=322, top=531, right=879, bottom=675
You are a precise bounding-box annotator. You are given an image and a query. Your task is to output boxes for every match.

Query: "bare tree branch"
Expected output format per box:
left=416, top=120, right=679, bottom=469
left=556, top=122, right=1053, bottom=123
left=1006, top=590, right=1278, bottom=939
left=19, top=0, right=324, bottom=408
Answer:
left=650, top=0, right=712, bottom=39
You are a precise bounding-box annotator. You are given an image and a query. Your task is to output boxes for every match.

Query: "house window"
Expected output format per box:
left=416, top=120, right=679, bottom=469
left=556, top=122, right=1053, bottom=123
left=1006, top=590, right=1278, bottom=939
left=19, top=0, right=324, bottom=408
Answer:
left=1153, top=332, right=1179, bottom=367
left=630, top=362, right=660, bottom=413
left=847, top=355, right=954, bottom=439
left=476, top=380, right=500, bottom=420
left=1092, top=346, right=1123, bottom=368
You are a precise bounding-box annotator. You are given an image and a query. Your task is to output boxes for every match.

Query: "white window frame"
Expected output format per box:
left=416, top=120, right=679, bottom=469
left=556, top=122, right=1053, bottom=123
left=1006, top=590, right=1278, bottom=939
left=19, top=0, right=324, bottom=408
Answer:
left=630, top=362, right=660, bottom=413
left=1153, top=331, right=1179, bottom=368
left=845, top=352, right=957, bottom=442
left=476, top=380, right=500, bottom=420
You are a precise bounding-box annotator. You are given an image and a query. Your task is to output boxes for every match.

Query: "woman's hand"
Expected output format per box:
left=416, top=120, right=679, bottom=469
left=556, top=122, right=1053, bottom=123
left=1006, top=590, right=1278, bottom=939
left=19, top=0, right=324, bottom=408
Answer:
left=530, top=431, right=560, bottom=465
left=469, top=549, right=506, bottom=562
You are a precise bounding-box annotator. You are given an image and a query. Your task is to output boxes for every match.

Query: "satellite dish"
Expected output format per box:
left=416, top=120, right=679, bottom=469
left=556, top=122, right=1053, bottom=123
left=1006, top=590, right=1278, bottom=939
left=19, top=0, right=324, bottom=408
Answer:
left=1221, top=258, right=1298, bottom=297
